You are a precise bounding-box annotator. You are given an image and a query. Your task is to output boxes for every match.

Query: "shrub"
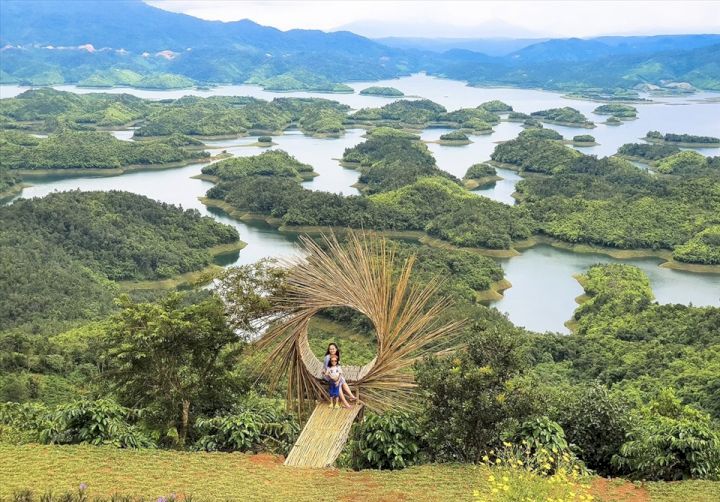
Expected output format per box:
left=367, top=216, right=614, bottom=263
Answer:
left=612, top=390, right=720, bottom=480
left=39, top=399, right=155, bottom=448
left=416, top=324, right=538, bottom=462
left=345, top=411, right=422, bottom=470
left=194, top=395, right=299, bottom=454
left=258, top=136, right=272, bottom=143
left=555, top=384, right=631, bottom=475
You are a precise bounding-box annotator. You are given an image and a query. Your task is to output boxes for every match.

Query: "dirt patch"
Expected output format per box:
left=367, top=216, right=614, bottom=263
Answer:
left=249, top=453, right=284, bottom=466
left=591, top=477, right=650, bottom=502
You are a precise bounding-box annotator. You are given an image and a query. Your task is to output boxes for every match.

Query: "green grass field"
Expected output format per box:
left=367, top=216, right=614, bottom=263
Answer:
left=1, top=444, right=719, bottom=501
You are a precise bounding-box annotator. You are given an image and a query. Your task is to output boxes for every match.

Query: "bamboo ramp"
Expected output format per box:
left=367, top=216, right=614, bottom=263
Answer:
left=284, top=402, right=363, bottom=468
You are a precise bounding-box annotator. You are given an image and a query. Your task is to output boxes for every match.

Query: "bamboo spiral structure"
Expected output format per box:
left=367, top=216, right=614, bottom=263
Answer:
left=256, top=232, right=465, bottom=415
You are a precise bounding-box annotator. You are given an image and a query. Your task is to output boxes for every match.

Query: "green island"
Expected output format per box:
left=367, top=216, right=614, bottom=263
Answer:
left=248, top=69, right=354, bottom=93
left=570, top=134, right=597, bottom=146
left=592, top=103, right=638, bottom=118
left=0, top=129, right=209, bottom=175
left=347, top=99, right=501, bottom=132
left=359, top=86, right=405, bottom=97
left=463, top=163, right=501, bottom=189
left=436, top=130, right=471, bottom=145
left=616, top=142, right=681, bottom=164
left=645, top=130, right=720, bottom=148
left=564, top=88, right=652, bottom=103
left=530, top=107, right=595, bottom=128
left=199, top=149, right=318, bottom=182
left=513, top=142, right=720, bottom=266
left=507, top=111, right=531, bottom=121
left=605, top=116, right=623, bottom=125
left=78, top=70, right=195, bottom=90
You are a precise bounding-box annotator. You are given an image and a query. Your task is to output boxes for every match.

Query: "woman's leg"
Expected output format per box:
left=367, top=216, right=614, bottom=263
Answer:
left=338, top=384, right=351, bottom=408
left=341, top=378, right=356, bottom=400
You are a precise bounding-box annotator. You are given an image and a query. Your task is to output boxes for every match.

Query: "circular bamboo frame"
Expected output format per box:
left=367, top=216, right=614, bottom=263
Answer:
left=256, top=232, right=465, bottom=413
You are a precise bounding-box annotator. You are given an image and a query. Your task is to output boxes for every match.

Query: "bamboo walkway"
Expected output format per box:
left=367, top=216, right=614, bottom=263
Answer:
left=284, top=401, right=364, bottom=468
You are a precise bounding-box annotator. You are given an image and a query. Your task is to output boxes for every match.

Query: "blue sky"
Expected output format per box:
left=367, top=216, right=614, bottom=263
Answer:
left=147, top=1, right=720, bottom=38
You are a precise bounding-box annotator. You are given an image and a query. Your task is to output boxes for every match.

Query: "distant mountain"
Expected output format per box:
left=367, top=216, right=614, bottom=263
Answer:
left=507, top=34, right=720, bottom=63
left=375, top=37, right=547, bottom=56
left=1, top=0, right=719, bottom=92
left=0, top=0, right=419, bottom=88
left=336, top=19, right=545, bottom=39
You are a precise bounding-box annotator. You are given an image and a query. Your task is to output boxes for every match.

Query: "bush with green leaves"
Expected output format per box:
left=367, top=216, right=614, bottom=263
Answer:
left=346, top=411, right=422, bottom=470
left=612, top=390, right=720, bottom=480
left=39, top=399, right=155, bottom=448
left=194, top=395, right=298, bottom=454
left=554, top=384, right=631, bottom=475
left=415, top=323, right=538, bottom=462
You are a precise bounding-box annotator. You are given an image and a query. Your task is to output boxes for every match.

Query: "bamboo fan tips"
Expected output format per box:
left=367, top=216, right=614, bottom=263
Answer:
left=256, top=231, right=466, bottom=414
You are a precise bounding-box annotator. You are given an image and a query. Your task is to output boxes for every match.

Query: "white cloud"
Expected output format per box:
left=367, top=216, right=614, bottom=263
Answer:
left=146, top=0, right=720, bottom=38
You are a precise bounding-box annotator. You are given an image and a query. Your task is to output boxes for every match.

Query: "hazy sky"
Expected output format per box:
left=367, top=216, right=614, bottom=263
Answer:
left=146, top=1, right=720, bottom=38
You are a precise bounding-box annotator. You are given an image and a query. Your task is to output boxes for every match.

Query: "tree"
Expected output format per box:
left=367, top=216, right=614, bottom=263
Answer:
left=103, top=293, right=241, bottom=445
left=415, top=323, right=537, bottom=462
left=215, top=259, right=288, bottom=339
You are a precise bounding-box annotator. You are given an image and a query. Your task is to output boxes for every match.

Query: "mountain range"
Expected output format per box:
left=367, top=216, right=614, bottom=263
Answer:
left=1, top=0, right=719, bottom=92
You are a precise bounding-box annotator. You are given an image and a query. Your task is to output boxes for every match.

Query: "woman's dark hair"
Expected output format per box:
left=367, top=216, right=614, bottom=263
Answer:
left=325, top=343, right=341, bottom=362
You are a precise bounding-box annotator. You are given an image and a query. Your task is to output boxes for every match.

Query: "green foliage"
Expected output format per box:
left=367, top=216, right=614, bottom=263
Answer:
left=257, top=135, right=272, bottom=143
left=516, top=154, right=720, bottom=257
left=479, top=100, right=513, bottom=112
left=464, top=163, right=497, bottom=179
left=39, top=399, right=155, bottom=448
left=343, top=134, right=458, bottom=193
left=673, top=225, right=720, bottom=264
left=572, top=135, right=595, bottom=143
left=202, top=150, right=313, bottom=181
left=359, top=86, right=404, bottom=97
left=593, top=104, right=637, bottom=117
left=350, top=99, right=447, bottom=126
left=215, top=259, right=288, bottom=338
left=416, top=323, right=538, bottom=462
left=655, top=150, right=714, bottom=175
left=0, top=130, right=207, bottom=170
left=439, top=130, right=469, bottom=141
left=252, top=69, right=353, bottom=93
left=533, top=263, right=720, bottom=419
left=530, top=107, right=593, bottom=126
left=617, top=142, right=680, bottom=161
left=103, top=293, right=243, bottom=445
left=612, top=390, right=720, bottom=480
left=646, top=131, right=720, bottom=145
left=491, top=134, right=582, bottom=174
left=553, top=384, right=632, bottom=475
left=518, top=128, right=563, bottom=141
left=194, top=395, right=298, bottom=454
left=346, top=411, right=422, bottom=470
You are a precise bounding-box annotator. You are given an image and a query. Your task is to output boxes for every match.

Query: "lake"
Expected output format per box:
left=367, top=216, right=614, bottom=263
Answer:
left=3, top=73, right=719, bottom=332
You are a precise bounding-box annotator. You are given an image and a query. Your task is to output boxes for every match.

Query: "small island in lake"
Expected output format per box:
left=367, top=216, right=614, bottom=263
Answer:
left=463, top=163, right=501, bottom=189
left=359, top=86, right=405, bottom=97
left=437, top=130, right=472, bottom=145
left=593, top=103, right=637, bottom=119
left=530, top=107, right=595, bottom=128
left=571, top=134, right=597, bottom=146
left=644, top=130, right=720, bottom=148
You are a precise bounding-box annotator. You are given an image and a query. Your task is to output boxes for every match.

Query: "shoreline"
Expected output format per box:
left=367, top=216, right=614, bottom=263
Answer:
left=117, top=240, right=247, bottom=290
left=13, top=157, right=213, bottom=178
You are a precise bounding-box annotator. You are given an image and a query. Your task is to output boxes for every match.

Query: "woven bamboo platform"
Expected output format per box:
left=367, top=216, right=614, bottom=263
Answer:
left=284, top=401, right=364, bottom=468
